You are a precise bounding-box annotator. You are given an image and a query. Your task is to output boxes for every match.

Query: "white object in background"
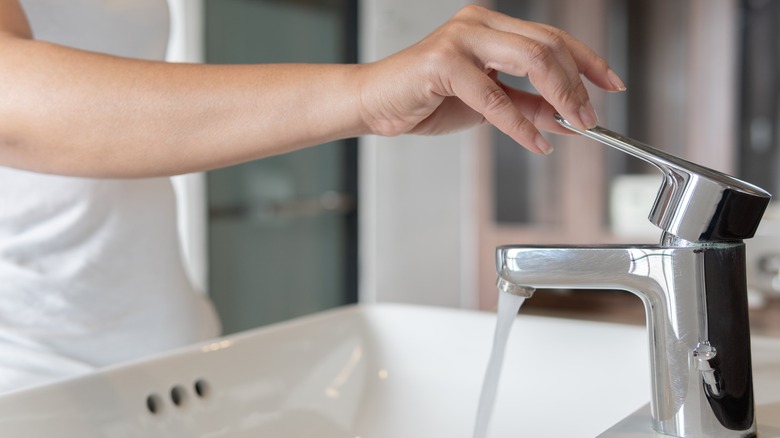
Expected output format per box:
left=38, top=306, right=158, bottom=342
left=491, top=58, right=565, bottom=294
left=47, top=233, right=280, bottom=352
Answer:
left=359, top=0, right=479, bottom=309
left=609, top=174, right=663, bottom=239
left=746, top=204, right=780, bottom=307
left=167, top=0, right=209, bottom=294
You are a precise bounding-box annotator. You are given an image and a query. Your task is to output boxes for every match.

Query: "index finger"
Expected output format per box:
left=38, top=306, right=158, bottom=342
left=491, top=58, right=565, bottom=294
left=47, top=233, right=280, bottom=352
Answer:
left=446, top=60, right=554, bottom=154
left=460, top=26, right=597, bottom=131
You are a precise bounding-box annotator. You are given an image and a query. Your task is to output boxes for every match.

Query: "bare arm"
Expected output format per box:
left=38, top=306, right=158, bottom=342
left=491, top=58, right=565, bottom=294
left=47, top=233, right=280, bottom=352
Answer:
left=0, top=2, right=624, bottom=178
left=0, top=2, right=366, bottom=177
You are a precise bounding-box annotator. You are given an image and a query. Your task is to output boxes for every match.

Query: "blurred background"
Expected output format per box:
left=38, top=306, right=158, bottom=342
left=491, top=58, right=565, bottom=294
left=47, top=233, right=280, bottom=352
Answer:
left=168, top=0, right=780, bottom=335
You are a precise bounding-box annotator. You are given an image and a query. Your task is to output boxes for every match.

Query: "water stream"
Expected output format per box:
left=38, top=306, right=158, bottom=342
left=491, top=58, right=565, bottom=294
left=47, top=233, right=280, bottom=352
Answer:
left=473, top=291, right=526, bottom=438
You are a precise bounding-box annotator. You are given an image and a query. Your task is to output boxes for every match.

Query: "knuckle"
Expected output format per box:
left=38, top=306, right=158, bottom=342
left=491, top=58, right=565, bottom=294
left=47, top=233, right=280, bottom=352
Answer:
left=532, top=75, right=587, bottom=110
left=540, top=24, right=572, bottom=45
left=546, top=32, right=567, bottom=54
left=455, top=4, right=487, bottom=19
left=574, top=81, right=590, bottom=101
left=431, top=17, right=473, bottom=55
left=561, top=77, right=590, bottom=106
left=536, top=78, right=575, bottom=112
left=440, top=19, right=471, bottom=41
left=526, top=41, right=554, bottom=69
left=507, top=116, right=538, bottom=145
left=529, top=98, right=547, bottom=125
left=553, top=28, right=573, bottom=43
left=512, top=115, right=536, bottom=135
left=585, top=55, right=610, bottom=76
left=482, top=86, right=512, bottom=113
left=420, top=43, right=459, bottom=75
left=554, top=81, right=582, bottom=107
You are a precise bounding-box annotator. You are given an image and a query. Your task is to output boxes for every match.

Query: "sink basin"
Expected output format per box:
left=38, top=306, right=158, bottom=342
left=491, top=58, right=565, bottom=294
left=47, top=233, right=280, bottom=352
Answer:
left=0, top=303, right=779, bottom=437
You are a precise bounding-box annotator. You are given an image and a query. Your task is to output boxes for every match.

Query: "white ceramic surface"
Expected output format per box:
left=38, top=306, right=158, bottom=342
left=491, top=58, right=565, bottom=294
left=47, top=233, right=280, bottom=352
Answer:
left=0, top=303, right=776, bottom=437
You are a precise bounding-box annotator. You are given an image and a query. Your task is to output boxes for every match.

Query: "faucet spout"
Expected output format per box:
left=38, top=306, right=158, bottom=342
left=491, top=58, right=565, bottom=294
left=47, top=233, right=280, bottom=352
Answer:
left=496, top=243, right=755, bottom=437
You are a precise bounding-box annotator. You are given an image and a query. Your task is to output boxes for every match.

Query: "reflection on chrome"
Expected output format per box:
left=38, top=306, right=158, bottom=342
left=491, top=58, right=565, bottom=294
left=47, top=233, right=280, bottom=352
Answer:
left=496, top=120, right=770, bottom=437
left=496, top=241, right=753, bottom=437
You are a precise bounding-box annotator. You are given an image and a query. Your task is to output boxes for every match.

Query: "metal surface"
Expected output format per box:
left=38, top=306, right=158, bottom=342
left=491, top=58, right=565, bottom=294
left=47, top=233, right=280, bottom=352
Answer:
left=598, top=402, right=780, bottom=438
left=556, top=114, right=771, bottom=243
left=496, top=277, right=535, bottom=298
left=497, top=121, right=772, bottom=437
left=497, top=244, right=755, bottom=437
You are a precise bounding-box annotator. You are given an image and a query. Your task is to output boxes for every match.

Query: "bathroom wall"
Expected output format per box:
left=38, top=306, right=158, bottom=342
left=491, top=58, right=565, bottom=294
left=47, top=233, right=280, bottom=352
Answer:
left=358, top=0, right=483, bottom=309
left=167, top=0, right=208, bottom=295
left=204, top=0, right=359, bottom=334
left=175, top=0, right=777, bottom=315
left=166, top=0, right=482, bottom=315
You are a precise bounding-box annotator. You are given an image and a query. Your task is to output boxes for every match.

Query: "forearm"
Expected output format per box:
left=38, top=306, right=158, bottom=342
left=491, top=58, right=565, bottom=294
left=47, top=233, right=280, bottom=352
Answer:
left=0, top=3, right=625, bottom=177
left=0, top=39, right=367, bottom=177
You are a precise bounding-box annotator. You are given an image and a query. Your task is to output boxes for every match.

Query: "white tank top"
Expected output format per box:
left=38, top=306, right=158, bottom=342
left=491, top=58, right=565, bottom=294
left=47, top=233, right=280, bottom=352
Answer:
left=0, top=0, right=219, bottom=393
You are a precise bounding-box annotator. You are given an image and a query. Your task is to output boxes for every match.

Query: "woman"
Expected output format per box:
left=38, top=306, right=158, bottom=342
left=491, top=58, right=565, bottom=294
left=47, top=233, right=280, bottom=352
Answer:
left=0, top=0, right=624, bottom=393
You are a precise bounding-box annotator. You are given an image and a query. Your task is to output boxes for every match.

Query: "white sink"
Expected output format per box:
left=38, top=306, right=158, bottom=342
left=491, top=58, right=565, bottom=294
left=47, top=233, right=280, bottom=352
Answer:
left=0, top=303, right=779, bottom=437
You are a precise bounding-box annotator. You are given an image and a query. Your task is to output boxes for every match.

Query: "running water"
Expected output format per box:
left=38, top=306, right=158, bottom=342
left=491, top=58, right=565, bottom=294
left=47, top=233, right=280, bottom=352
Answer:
left=473, top=291, right=527, bottom=438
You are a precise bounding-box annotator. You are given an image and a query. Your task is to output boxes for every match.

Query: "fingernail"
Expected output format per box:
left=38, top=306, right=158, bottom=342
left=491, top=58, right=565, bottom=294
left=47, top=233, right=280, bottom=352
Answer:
left=579, top=102, right=599, bottom=129
left=607, top=69, right=626, bottom=91
left=535, top=133, right=553, bottom=155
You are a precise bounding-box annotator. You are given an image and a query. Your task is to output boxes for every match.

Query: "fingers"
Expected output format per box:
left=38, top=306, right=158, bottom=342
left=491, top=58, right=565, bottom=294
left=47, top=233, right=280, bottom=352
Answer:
left=484, top=10, right=626, bottom=92
left=449, top=5, right=625, bottom=131
left=461, top=27, right=597, bottom=131
left=468, top=6, right=625, bottom=93
left=558, top=30, right=626, bottom=92
left=360, top=5, right=625, bottom=153
left=448, top=62, right=553, bottom=154
left=502, top=85, right=573, bottom=135
left=479, top=13, right=587, bottom=91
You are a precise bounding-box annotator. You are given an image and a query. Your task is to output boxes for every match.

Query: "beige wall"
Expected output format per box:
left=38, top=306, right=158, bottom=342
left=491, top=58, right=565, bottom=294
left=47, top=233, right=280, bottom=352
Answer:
left=358, top=0, right=482, bottom=308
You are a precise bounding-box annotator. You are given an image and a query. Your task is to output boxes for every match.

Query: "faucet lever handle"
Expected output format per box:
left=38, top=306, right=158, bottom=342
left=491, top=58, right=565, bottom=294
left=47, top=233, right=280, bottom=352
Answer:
left=555, top=114, right=771, bottom=242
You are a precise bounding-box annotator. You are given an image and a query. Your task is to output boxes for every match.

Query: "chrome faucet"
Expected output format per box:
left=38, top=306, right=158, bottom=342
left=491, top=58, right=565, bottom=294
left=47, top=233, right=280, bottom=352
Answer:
left=496, top=116, right=771, bottom=438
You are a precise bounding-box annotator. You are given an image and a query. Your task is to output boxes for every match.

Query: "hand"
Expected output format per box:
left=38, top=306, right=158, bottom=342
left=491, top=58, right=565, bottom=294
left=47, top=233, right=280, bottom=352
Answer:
left=357, top=5, right=625, bottom=154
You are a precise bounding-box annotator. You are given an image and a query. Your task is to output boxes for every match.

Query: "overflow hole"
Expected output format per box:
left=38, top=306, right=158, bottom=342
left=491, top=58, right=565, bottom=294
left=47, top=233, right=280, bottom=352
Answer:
left=146, top=394, right=164, bottom=415
left=194, top=379, right=210, bottom=398
left=170, top=385, right=187, bottom=407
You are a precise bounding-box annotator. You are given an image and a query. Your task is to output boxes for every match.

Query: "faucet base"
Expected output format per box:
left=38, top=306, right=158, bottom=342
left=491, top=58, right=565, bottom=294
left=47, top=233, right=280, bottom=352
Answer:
left=599, top=404, right=760, bottom=438
left=496, top=243, right=756, bottom=437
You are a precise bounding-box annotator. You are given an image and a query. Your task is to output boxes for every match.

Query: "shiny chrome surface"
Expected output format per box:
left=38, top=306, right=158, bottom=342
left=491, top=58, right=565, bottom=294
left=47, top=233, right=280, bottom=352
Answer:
left=497, top=121, right=771, bottom=437
left=497, top=244, right=755, bottom=437
left=556, top=115, right=771, bottom=243
left=496, top=277, right=535, bottom=298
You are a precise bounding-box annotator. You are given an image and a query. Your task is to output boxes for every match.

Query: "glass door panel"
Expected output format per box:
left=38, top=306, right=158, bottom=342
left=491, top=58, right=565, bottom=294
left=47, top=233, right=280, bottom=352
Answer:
left=205, top=0, right=358, bottom=334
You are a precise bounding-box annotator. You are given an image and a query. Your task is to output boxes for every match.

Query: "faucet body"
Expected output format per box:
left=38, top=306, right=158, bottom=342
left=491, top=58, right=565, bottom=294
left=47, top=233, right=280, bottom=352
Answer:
left=496, top=235, right=755, bottom=437
left=496, top=117, right=770, bottom=436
